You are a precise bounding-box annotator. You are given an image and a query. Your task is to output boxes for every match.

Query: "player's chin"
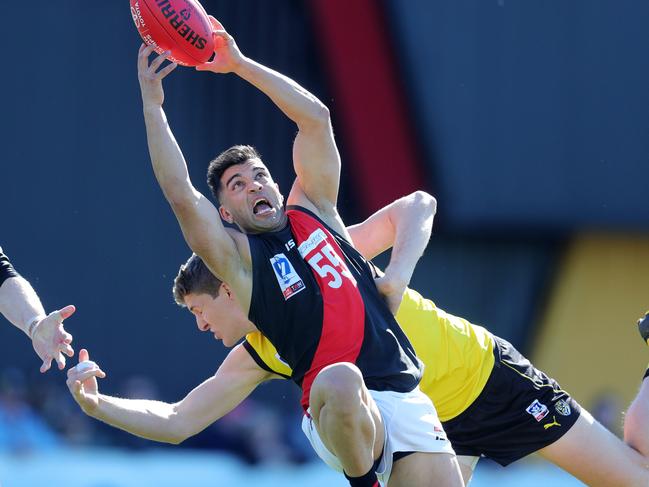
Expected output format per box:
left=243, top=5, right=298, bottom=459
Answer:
left=221, top=337, right=237, bottom=348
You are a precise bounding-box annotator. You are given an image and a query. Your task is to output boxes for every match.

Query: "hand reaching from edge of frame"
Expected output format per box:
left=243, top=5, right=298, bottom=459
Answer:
left=32, top=305, right=76, bottom=373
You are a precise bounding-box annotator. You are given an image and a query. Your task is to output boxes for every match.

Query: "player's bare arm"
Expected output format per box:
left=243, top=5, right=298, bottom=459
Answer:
left=196, top=21, right=342, bottom=231
left=0, top=274, right=76, bottom=372
left=67, top=345, right=275, bottom=444
left=347, top=191, right=437, bottom=313
left=137, top=44, right=252, bottom=310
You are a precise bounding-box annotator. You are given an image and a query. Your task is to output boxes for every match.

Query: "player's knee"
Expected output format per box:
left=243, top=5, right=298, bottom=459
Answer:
left=311, top=362, right=365, bottom=414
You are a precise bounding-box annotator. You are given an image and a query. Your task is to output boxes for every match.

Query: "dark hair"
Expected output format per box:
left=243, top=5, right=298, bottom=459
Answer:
left=172, top=254, right=223, bottom=306
left=207, top=145, right=262, bottom=202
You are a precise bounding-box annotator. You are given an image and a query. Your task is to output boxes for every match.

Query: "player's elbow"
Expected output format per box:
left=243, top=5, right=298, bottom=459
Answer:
left=411, top=190, right=437, bottom=217
left=399, top=191, right=436, bottom=217
left=166, top=412, right=196, bottom=445
left=299, top=102, right=331, bottom=130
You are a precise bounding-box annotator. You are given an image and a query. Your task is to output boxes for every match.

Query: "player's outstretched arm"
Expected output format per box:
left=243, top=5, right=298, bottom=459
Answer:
left=137, top=45, right=250, bottom=300
left=196, top=19, right=340, bottom=213
left=67, top=345, right=273, bottom=444
left=347, top=191, right=437, bottom=312
left=0, top=258, right=75, bottom=373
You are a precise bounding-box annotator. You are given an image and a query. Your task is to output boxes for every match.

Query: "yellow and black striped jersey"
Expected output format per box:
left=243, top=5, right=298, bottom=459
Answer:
left=244, top=287, right=495, bottom=421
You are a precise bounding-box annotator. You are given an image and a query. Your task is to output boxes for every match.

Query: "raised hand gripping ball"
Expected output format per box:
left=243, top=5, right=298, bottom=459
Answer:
left=130, top=0, right=214, bottom=67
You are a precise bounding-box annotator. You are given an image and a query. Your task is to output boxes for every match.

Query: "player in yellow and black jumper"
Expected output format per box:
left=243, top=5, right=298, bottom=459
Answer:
left=245, top=285, right=584, bottom=480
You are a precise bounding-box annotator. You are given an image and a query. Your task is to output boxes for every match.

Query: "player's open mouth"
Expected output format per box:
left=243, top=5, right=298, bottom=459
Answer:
left=252, top=198, right=275, bottom=216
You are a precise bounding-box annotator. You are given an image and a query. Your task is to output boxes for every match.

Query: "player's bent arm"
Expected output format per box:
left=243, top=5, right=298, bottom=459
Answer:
left=348, top=191, right=437, bottom=261
left=232, top=59, right=341, bottom=210
left=72, top=345, right=273, bottom=445
left=348, top=191, right=436, bottom=312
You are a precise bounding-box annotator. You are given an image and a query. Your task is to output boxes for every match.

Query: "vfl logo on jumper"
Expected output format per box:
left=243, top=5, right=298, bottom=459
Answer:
left=155, top=0, right=208, bottom=49
left=526, top=399, right=550, bottom=422
left=270, top=254, right=305, bottom=300
left=298, top=228, right=356, bottom=289
left=554, top=399, right=571, bottom=416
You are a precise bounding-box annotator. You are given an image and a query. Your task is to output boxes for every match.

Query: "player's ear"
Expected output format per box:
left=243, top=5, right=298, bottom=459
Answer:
left=219, top=205, right=234, bottom=223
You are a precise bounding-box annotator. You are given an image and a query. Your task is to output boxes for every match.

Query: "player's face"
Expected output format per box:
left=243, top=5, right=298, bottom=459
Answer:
left=218, top=159, right=286, bottom=234
left=184, top=287, right=252, bottom=347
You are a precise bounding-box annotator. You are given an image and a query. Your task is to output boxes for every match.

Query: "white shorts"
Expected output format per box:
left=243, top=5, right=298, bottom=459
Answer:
left=301, top=387, right=455, bottom=486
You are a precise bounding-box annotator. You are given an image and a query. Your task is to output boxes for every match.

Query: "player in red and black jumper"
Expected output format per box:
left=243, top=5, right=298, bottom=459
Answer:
left=137, top=16, right=463, bottom=486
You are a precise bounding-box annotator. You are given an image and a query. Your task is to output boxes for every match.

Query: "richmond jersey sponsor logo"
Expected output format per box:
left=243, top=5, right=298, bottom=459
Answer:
left=526, top=399, right=550, bottom=422
left=270, top=253, right=305, bottom=300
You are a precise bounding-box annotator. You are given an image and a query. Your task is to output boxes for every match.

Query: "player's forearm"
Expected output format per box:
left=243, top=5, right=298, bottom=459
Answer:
left=93, top=394, right=186, bottom=444
left=233, top=57, right=329, bottom=128
left=0, top=276, right=46, bottom=337
left=384, top=191, right=436, bottom=285
left=143, top=106, right=195, bottom=206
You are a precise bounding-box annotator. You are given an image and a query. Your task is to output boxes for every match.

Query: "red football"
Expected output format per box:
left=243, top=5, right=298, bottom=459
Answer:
left=130, top=0, right=214, bottom=67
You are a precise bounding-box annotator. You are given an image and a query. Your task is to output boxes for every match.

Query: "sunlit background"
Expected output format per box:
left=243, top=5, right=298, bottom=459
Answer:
left=1, top=1, right=648, bottom=485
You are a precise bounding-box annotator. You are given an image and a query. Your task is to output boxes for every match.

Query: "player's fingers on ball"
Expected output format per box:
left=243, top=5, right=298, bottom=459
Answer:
left=159, top=62, right=178, bottom=79
left=208, top=16, right=224, bottom=31
left=150, top=51, right=170, bottom=72
left=138, top=45, right=155, bottom=70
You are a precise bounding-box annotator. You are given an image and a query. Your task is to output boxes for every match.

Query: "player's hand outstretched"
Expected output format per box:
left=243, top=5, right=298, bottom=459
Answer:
left=32, top=305, right=76, bottom=373
left=137, top=44, right=178, bottom=108
left=66, top=348, right=106, bottom=414
left=196, top=17, right=243, bottom=74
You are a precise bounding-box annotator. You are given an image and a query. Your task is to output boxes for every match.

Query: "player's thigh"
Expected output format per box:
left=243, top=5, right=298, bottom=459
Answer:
left=538, top=409, right=649, bottom=487
left=388, top=452, right=464, bottom=487
left=456, top=455, right=479, bottom=485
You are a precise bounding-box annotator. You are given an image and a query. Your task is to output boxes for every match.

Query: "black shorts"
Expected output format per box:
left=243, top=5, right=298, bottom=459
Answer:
left=441, top=336, right=581, bottom=466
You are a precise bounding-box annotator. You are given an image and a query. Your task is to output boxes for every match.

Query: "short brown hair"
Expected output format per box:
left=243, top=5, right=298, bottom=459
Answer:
left=207, top=145, right=262, bottom=202
left=172, top=254, right=223, bottom=306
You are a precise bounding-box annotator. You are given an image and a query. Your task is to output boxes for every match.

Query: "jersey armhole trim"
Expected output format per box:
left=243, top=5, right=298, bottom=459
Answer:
left=243, top=340, right=291, bottom=380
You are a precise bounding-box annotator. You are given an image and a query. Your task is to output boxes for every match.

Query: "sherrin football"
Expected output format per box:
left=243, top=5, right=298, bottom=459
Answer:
left=130, top=0, right=214, bottom=67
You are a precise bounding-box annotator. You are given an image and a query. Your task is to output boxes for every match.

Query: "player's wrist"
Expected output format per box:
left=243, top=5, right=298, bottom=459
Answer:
left=382, top=265, right=411, bottom=291
left=142, top=101, right=163, bottom=113
left=231, top=55, right=256, bottom=77
left=25, top=314, right=45, bottom=339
